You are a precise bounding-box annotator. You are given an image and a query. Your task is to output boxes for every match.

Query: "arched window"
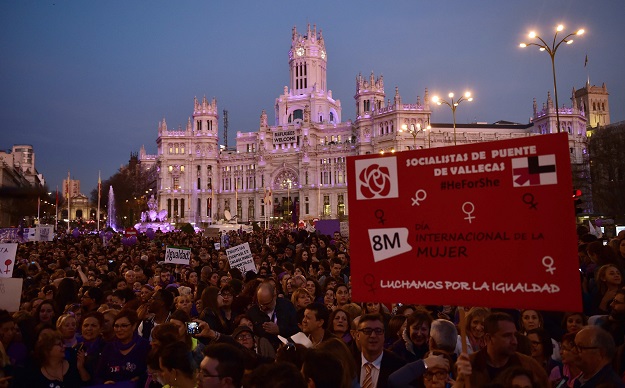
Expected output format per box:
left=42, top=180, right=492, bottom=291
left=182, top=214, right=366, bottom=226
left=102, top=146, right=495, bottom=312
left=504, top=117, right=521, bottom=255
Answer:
left=293, top=109, right=303, bottom=121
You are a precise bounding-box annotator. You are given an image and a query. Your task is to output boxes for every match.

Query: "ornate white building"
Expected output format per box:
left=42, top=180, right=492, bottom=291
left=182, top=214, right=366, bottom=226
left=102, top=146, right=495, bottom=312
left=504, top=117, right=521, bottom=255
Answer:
left=139, top=23, right=592, bottom=225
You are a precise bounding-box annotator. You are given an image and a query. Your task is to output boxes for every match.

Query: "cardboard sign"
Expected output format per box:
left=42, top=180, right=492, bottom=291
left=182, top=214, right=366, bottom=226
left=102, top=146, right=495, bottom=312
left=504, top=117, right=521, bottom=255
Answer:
left=0, top=278, right=23, bottom=312
left=0, top=243, right=18, bottom=278
left=226, top=242, right=256, bottom=275
left=347, top=133, right=581, bottom=312
left=164, top=246, right=191, bottom=265
left=35, top=226, right=55, bottom=242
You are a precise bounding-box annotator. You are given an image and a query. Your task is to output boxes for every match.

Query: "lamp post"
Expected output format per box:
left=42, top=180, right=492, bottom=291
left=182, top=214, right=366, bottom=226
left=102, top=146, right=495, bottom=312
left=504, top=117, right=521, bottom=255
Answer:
left=431, top=92, right=473, bottom=146
left=519, top=24, right=585, bottom=133
left=286, top=179, right=292, bottom=219
left=400, top=123, right=432, bottom=149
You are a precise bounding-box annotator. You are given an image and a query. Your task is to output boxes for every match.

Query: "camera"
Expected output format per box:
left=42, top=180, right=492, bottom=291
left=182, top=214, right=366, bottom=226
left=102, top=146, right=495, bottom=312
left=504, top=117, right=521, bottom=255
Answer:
left=186, top=321, right=200, bottom=335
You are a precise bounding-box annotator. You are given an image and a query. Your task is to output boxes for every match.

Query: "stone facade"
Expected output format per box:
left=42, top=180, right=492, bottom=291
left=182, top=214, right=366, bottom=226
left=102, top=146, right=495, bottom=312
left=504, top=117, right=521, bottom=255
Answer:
left=139, top=23, right=592, bottom=225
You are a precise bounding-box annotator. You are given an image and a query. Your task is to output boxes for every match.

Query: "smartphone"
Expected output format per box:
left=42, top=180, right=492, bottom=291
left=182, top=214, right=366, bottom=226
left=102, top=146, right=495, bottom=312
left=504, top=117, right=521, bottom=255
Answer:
left=186, top=321, right=200, bottom=335
left=108, top=260, right=114, bottom=264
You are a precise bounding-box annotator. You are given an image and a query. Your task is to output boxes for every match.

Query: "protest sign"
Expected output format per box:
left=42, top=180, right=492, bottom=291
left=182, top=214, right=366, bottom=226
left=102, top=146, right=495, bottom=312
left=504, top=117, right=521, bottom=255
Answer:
left=0, top=243, right=18, bottom=278
left=226, top=242, right=256, bottom=275
left=347, top=133, right=581, bottom=312
left=0, top=278, right=23, bottom=312
left=164, top=246, right=191, bottom=265
left=36, top=226, right=55, bottom=242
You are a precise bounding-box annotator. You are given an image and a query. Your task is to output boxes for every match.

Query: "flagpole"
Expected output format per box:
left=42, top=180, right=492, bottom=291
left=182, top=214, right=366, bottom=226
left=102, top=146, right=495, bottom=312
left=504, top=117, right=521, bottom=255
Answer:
left=97, top=171, right=101, bottom=232
left=67, top=171, right=71, bottom=233
left=55, top=185, right=59, bottom=232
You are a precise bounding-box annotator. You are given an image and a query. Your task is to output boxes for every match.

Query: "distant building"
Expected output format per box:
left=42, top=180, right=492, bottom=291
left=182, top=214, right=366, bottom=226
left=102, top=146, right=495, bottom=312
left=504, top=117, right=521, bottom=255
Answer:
left=139, top=23, right=591, bottom=225
left=0, top=144, right=45, bottom=226
left=574, top=82, right=610, bottom=129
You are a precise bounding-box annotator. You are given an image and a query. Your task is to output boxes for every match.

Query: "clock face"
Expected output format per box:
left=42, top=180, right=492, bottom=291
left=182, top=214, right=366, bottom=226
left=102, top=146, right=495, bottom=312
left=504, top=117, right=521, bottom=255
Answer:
left=296, top=47, right=304, bottom=57
left=321, top=50, right=326, bottom=59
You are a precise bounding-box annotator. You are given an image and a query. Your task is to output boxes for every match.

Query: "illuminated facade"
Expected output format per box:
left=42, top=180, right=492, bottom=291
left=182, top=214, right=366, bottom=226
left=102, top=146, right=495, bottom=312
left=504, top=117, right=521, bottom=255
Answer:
left=139, top=24, right=591, bottom=225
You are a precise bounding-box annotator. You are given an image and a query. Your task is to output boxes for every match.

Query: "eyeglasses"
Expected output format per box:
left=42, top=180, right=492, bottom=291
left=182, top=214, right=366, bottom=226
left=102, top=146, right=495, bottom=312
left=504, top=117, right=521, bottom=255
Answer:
left=219, top=293, right=233, bottom=298
left=200, top=369, right=221, bottom=379
left=258, top=299, right=274, bottom=308
left=573, top=343, right=598, bottom=352
left=113, top=323, right=132, bottom=329
left=236, top=333, right=253, bottom=341
left=424, top=370, right=448, bottom=381
left=358, top=328, right=385, bottom=336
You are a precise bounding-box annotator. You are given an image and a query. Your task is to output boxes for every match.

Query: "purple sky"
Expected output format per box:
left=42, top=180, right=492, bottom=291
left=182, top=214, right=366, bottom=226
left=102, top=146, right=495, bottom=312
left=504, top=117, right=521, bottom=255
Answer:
left=1, top=0, right=623, bottom=194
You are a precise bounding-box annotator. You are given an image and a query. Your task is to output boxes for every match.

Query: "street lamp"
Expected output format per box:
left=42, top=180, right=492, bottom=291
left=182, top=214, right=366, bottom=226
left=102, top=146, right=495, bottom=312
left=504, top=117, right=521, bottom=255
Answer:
left=431, top=92, right=473, bottom=146
left=286, top=179, right=292, bottom=217
left=519, top=24, right=585, bottom=133
left=400, top=123, right=432, bottom=149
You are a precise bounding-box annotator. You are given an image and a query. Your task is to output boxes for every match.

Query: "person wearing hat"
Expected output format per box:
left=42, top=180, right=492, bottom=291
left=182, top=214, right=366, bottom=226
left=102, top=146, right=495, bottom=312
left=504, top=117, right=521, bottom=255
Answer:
left=232, top=325, right=275, bottom=362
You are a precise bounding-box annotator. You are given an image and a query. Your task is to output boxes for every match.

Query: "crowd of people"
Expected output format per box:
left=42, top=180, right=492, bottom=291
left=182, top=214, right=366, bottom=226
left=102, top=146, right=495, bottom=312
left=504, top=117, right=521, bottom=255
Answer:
left=0, top=223, right=623, bottom=387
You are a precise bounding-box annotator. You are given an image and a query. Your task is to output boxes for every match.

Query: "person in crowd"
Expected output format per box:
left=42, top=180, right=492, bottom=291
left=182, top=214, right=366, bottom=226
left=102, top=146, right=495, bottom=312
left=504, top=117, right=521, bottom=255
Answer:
left=231, top=324, right=275, bottom=363
left=302, top=303, right=333, bottom=347
left=594, top=264, right=623, bottom=315
left=101, top=308, right=119, bottom=342
left=324, top=286, right=336, bottom=310
left=390, top=310, right=432, bottom=362
left=246, top=361, right=307, bottom=388
left=490, top=366, right=541, bottom=388
left=246, top=280, right=299, bottom=350
left=328, top=308, right=353, bottom=345
left=520, top=309, right=561, bottom=362
left=157, top=340, right=197, bottom=388
left=454, top=312, right=549, bottom=387
left=80, top=287, right=104, bottom=314
left=526, top=327, right=560, bottom=376
left=199, top=286, right=229, bottom=335
left=218, top=284, right=238, bottom=333
left=355, top=313, right=406, bottom=388
left=385, top=314, right=407, bottom=350
left=571, top=325, right=624, bottom=387
left=95, top=309, right=151, bottom=385
left=80, top=311, right=106, bottom=383
left=456, top=307, right=489, bottom=355
left=335, top=283, right=351, bottom=311
left=20, top=330, right=90, bottom=386
left=561, top=312, right=587, bottom=335
left=301, top=349, right=343, bottom=388
left=174, top=293, right=194, bottom=317
left=549, top=332, right=581, bottom=388
left=168, top=309, right=206, bottom=365
left=198, top=343, right=245, bottom=388
left=0, top=311, right=28, bottom=367
left=313, top=339, right=356, bottom=388
left=34, top=299, right=58, bottom=326
left=56, top=313, right=80, bottom=348
left=388, top=319, right=458, bottom=387
left=140, top=288, right=174, bottom=340
left=305, top=278, right=324, bottom=304
left=291, top=287, right=313, bottom=311
left=232, top=314, right=276, bottom=359
left=600, top=288, right=625, bottom=347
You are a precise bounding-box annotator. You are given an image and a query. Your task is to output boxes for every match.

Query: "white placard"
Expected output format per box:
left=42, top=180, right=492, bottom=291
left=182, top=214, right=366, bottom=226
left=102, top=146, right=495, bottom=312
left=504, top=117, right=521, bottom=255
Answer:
left=214, top=243, right=221, bottom=250
left=226, top=242, right=256, bottom=275
left=164, top=246, right=191, bottom=265
left=0, top=243, right=18, bottom=278
left=273, top=129, right=296, bottom=145
left=36, top=226, right=55, bottom=242
left=339, top=221, right=349, bottom=239
left=0, top=278, right=23, bottom=312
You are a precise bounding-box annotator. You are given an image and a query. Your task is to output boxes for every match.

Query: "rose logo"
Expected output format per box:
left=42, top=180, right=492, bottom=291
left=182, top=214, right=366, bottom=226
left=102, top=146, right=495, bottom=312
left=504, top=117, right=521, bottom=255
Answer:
left=359, top=164, right=392, bottom=198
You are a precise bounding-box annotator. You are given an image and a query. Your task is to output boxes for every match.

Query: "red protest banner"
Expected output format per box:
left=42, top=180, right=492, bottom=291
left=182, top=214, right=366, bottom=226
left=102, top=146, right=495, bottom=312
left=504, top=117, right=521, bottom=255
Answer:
left=347, top=133, right=581, bottom=312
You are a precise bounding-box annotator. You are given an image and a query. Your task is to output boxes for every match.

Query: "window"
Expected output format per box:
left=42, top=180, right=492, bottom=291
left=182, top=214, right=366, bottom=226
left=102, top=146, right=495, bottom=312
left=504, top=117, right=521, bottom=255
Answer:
left=323, top=195, right=331, bottom=216
left=180, top=166, right=185, bottom=172
left=180, top=199, right=185, bottom=218
left=337, top=194, right=345, bottom=217
left=237, top=200, right=242, bottom=219
left=167, top=199, right=172, bottom=219
left=293, top=109, right=303, bottom=121
left=249, top=199, right=254, bottom=219
left=330, top=112, right=334, bottom=122
left=173, top=177, right=180, bottom=190
left=206, top=198, right=212, bottom=217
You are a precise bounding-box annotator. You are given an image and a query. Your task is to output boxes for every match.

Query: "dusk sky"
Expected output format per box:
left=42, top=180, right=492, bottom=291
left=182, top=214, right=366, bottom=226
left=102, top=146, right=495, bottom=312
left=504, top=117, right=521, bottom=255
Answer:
left=2, top=1, right=623, bottom=195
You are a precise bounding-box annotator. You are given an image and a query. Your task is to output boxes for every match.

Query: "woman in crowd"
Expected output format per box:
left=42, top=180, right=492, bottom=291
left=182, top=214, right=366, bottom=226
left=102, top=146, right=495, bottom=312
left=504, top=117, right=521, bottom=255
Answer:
left=520, top=309, right=543, bottom=334
left=174, top=294, right=194, bottom=317
left=458, top=307, right=490, bottom=354
left=233, top=315, right=276, bottom=360
left=157, top=341, right=197, bottom=388
left=317, top=338, right=357, bottom=388
left=561, top=312, right=587, bottom=334
left=549, top=332, right=581, bottom=387
left=526, top=327, right=559, bottom=376
left=56, top=313, right=79, bottom=348
left=34, top=299, right=58, bottom=327
left=327, top=308, right=353, bottom=345
left=232, top=324, right=275, bottom=363
left=22, top=330, right=89, bottom=386
left=167, top=309, right=205, bottom=366
left=335, top=283, right=350, bottom=310
left=291, top=288, right=313, bottom=311
left=305, top=278, right=323, bottom=304
left=308, top=243, right=321, bottom=262
left=386, top=315, right=407, bottom=349
left=218, top=284, right=238, bottom=333
left=323, top=286, right=336, bottom=311
left=95, top=309, right=151, bottom=386
left=295, top=248, right=311, bottom=268
left=80, top=311, right=106, bottom=382
left=594, top=263, right=623, bottom=314
left=199, top=286, right=228, bottom=335
left=390, top=310, right=432, bottom=362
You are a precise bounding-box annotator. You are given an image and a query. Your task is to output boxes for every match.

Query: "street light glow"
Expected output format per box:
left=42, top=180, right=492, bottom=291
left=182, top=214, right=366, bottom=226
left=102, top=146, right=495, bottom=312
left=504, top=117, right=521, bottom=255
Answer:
left=556, top=24, right=564, bottom=32
left=529, top=31, right=536, bottom=38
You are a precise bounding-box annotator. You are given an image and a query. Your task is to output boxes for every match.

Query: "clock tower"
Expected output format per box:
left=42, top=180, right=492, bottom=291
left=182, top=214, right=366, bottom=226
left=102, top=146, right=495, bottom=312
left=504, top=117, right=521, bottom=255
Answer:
left=276, top=23, right=341, bottom=126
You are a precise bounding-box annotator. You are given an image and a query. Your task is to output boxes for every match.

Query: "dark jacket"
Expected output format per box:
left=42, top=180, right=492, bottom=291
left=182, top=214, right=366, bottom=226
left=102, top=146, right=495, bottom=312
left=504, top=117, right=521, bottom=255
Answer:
left=573, top=363, right=625, bottom=388
left=246, top=297, right=299, bottom=349
left=355, top=350, right=407, bottom=388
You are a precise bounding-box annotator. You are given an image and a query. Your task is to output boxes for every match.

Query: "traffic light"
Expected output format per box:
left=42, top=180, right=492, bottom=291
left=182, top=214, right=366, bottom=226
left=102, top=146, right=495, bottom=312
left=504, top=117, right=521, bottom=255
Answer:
left=573, top=189, right=583, bottom=214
